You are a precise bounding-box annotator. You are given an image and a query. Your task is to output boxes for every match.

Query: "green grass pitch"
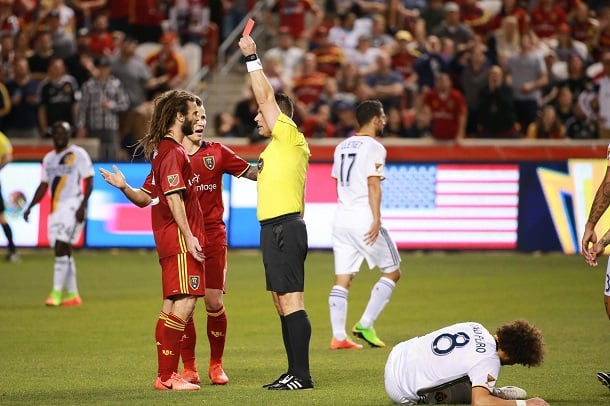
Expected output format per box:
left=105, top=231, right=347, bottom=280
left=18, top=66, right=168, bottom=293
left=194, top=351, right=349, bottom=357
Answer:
left=0, top=250, right=608, bottom=405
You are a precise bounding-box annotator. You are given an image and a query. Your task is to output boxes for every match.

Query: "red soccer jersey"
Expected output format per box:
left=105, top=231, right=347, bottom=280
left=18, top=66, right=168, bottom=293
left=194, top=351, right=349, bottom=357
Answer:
left=150, top=137, right=205, bottom=259
left=391, top=50, right=418, bottom=81
left=274, top=0, right=321, bottom=40
left=530, top=6, right=566, bottom=39
left=292, top=71, right=327, bottom=106
left=189, top=141, right=250, bottom=230
left=423, top=89, right=467, bottom=140
left=313, top=46, right=345, bottom=78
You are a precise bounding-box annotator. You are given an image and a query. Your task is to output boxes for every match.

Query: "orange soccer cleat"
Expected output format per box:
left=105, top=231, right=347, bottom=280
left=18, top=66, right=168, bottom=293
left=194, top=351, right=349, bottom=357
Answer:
left=154, top=372, right=201, bottom=391
left=180, top=368, right=201, bottom=384
left=208, top=363, right=229, bottom=385
left=61, top=294, right=82, bottom=307
left=330, top=337, right=363, bottom=350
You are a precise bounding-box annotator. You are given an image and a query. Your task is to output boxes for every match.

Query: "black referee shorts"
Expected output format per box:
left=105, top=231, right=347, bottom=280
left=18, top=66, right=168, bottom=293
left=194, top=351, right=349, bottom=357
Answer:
left=260, top=213, right=308, bottom=293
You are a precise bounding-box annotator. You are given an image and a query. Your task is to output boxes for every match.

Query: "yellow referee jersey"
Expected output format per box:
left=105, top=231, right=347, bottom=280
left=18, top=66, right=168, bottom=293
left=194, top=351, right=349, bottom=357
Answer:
left=256, top=113, right=310, bottom=221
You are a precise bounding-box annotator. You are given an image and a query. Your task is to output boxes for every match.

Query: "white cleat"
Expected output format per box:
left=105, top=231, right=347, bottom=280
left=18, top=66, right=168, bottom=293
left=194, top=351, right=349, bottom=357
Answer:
left=493, top=385, right=527, bottom=400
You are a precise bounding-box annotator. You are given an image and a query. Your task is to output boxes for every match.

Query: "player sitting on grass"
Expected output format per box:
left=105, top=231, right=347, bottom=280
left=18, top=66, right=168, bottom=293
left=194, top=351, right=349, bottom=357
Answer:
left=384, top=319, right=550, bottom=405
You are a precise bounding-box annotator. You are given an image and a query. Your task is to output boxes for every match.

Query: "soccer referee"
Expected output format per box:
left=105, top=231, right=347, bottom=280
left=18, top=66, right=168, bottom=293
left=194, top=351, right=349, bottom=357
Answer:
left=238, top=34, right=313, bottom=391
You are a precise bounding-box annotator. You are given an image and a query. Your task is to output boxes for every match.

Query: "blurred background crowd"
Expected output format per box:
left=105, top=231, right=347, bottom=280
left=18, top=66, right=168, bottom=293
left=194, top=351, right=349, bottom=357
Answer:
left=0, top=0, right=609, bottom=161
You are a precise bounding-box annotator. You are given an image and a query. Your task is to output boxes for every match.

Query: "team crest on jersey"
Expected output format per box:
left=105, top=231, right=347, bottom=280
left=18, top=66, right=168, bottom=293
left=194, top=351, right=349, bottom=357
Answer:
left=203, top=156, right=215, bottom=170
left=257, top=157, right=264, bottom=172
left=189, top=275, right=200, bottom=290
left=167, top=174, right=179, bottom=187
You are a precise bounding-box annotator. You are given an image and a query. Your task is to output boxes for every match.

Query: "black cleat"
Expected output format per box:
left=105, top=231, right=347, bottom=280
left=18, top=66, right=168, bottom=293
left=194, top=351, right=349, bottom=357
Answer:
left=262, top=373, right=288, bottom=388
left=267, top=374, right=314, bottom=390
left=597, top=372, right=610, bottom=390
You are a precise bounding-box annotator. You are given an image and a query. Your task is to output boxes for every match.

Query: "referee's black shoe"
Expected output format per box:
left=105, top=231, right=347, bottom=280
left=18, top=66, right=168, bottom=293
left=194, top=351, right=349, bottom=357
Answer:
left=598, top=372, right=610, bottom=390
left=267, top=374, right=314, bottom=390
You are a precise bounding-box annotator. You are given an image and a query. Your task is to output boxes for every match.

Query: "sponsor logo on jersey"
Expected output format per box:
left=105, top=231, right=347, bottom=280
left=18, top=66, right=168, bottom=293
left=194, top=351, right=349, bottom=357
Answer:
left=189, top=275, right=200, bottom=290
left=204, top=156, right=215, bottom=170
left=167, top=174, right=179, bottom=187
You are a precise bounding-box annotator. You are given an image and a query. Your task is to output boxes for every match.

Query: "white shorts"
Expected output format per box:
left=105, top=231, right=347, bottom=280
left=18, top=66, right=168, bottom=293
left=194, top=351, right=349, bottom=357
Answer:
left=332, top=225, right=401, bottom=275
left=48, top=197, right=85, bottom=246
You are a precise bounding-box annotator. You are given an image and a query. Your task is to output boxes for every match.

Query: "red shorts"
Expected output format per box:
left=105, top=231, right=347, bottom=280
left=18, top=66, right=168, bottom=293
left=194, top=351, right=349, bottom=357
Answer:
left=159, top=252, right=205, bottom=299
left=204, top=242, right=227, bottom=291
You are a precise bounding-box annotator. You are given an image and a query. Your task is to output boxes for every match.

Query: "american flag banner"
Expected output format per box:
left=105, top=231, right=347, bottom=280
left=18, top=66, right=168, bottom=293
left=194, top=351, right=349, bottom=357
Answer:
left=381, top=164, right=520, bottom=249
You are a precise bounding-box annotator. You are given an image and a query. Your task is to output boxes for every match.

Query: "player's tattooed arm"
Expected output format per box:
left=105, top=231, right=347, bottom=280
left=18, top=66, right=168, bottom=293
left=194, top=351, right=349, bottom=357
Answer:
left=587, top=180, right=610, bottom=226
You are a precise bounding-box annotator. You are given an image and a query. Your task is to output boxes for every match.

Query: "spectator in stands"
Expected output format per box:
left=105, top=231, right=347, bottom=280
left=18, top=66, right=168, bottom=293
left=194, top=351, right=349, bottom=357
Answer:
left=553, top=23, right=588, bottom=62
left=328, top=9, right=362, bottom=50
left=106, top=0, right=128, bottom=32
left=38, top=57, right=80, bottom=137
left=407, top=105, right=432, bottom=137
left=526, top=105, right=566, bottom=139
left=268, top=0, right=324, bottom=49
left=28, top=31, right=55, bottom=81
left=261, top=54, right=290, bottom=94
left=346, top=34, right=380, bottom=76
left=505, top=30, right=548, bottom=136
left=46, top=0, right=76, bottom=34
left=4, top=57, right=39, bottom=139
left=565, top=98, right=598, bottom=139
left=593, top=51, right=610, bottom=138
left=71, top=0, right=106, bottom=29
left=393, top=0, right=424, bottom=33
left=213, top=111, right=239, bottom=138
left=530, top=0, right=567, bottom=41
left=301, top=101, right=335, bottom=138
left=418, top=0, right=445, bottom=35
left=292, top=52, right=327, bottom=122
left=362, top=50, right=404, bottom=112
left=332, top=99, right=358, bottom=138
left=47, top=8, right=75, bottom=59
left=145, top=31, right=188, bottom=91
left=64, top=27, right=96, bottom=86
left=168, top=0, right=210, bottom=45
left=487, top=15, right=521, bottom=68
left=77, top=56, right=129, bottom=160
left=414, top=35, right=447, bottom=91
left=370, top=14, right=394, bottom=52
left=553, top=85, right=575, bottom=124
left=594, top=7, right=610, bottom=62
left=570, top=2, right=599, bottom=56
left=264, top=26, right=305, bottom=83
left=111, top=35, right=152, bottom=110
left=336, top=60, right=363, bottom=97
left=126, top=0, right=165, bottom=43
left=432, top=2, right=474, bottom=53
left=422, top=71, right=467, bottom=141
left=0, top=0, right=20, bottom=37
left=121, top=86, right=165, bottom=160
left=391, top=30, right=419, bottom=106
left=233, top=85, right=258, bottom=140
left=486, top=0, right=528, bottom=35
left=89, top=12, right=114, bottom=57
left=458, top=43, right=491, bottom=137
left=311, top=25, right=345, bottom=78
left=0, top=31, right=15, bottom=82
left=14, top=30, right=33, bottom=60
left=383, top=106, right=411, bottom=138
left=477, top=65, right=520, bottom=138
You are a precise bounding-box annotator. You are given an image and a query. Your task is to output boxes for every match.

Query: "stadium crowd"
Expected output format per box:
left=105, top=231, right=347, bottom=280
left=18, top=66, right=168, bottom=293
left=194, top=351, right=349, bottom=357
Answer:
left=0, top=0, right=609, bottom=159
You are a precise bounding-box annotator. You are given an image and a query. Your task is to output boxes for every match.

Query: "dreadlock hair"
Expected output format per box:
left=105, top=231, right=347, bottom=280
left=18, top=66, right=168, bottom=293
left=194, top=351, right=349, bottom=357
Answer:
left=496, top=319, right=545, bottom=367
left=355, top=99, right=383, bottom=128
left=275, top=93, right=294, bottom=119
left=135, top=89, right=202, bottom=160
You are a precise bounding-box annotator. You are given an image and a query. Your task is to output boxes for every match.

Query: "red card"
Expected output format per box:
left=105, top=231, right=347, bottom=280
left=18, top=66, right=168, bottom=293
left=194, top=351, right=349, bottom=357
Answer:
left=242, top=18, right=255, bottom=36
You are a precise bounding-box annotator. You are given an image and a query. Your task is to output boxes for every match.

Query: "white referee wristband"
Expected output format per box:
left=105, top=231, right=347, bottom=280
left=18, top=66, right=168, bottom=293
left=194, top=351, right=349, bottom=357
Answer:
left=516, top=400, right=526, bottom=406
left=246, top=59, right=263, bottom=72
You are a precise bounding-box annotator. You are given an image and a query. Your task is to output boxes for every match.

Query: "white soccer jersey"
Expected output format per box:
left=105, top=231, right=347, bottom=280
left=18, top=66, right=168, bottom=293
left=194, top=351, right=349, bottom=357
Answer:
left=41, top=144, right=94, bottom=213
left=384, top=322, right=501, bottom=404
left=331, top=135, right=386, bottom=229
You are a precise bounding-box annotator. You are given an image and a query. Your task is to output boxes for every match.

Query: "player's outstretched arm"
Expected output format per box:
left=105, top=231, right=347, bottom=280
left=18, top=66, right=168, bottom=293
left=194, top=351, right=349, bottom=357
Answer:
left=100, top=165, right=152, bottom=208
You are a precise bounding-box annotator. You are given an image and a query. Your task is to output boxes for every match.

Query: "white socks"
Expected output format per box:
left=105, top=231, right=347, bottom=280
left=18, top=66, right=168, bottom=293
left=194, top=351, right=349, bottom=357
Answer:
left=358, top=277, right=396, bottom=329
left=329, top=285, right=349, bottom=340
left=53, top=256, right=70, bottom=292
